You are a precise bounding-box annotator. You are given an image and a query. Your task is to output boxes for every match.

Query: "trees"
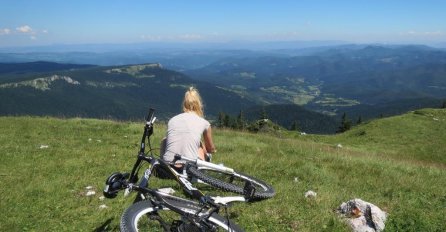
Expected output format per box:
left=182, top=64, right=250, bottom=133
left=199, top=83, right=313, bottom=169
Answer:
left=236, top=110, right=246, bottom=130
left=216, top=108, right=284, bottom=133
left=260, top=107, right=268, bottom=120
left=290, top=120, right=299, bottom=131
left=357, top=116, right=363, bottom=125
left=217, top=112, right=226, bottom=128
left=217, top=111, right=246, bottom=130
left=337, top=112, right=351, bottom=133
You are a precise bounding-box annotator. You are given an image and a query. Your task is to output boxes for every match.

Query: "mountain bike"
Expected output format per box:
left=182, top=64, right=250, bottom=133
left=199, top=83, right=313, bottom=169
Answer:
left=103, top=108, right=274, bottom=230
left=104, top=108, right=274, bottom=202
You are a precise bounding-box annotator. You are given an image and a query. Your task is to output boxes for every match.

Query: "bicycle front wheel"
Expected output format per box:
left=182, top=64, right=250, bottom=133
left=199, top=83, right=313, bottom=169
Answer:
left=120, top=197, right=243, bottom=232
left=187, top=166, right=275, bottom=200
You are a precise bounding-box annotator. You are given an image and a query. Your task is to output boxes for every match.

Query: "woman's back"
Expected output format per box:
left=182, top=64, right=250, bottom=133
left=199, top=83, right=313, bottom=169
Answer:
left=162, top=112, right=210, bottom=162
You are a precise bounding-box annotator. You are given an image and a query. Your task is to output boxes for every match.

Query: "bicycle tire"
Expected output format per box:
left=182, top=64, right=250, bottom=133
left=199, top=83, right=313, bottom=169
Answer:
left=187, top=166, right=275, bottom=200
left=120, top=197, right=244, bottom=232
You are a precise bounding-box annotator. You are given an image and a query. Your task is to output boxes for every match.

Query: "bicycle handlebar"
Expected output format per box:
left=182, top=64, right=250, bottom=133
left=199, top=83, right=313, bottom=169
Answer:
left=146, top=108, right=155, bottom=123
left=139, top=108, right=156, bottom=154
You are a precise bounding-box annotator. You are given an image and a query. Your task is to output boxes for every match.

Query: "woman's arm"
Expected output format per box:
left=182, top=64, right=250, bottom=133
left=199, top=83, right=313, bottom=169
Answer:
left=203, top=126, right=216, bottom=153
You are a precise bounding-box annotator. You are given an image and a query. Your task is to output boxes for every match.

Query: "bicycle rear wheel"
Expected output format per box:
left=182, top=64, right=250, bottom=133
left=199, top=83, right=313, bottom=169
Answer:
left=187, top=166, right=275, bottom=200
left=120, top=196, right=243, bottom=232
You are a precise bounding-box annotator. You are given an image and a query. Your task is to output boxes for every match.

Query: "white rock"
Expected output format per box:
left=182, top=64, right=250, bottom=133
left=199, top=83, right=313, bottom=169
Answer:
left=294, top=177, right=299, bottom=183
left=39, top=145, right=49, bottom=149
left=85, top=186, right=94, bottom=190
left=337, top=199, right=387, bottom=232
left=88, top=138, right=92, bottom=142
left=99, top=196, right=105, bottom=201
left=337, top=144, right=343, bottom=148
left=85, top=190, right=96, bottom=196
left=304, top=190, right=317, bottom=198
left=99, top=204, right=108, bottom=209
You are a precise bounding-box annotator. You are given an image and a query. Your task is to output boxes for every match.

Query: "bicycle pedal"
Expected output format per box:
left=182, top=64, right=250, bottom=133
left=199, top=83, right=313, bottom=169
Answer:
left=243, top=181, right=256, bottom=200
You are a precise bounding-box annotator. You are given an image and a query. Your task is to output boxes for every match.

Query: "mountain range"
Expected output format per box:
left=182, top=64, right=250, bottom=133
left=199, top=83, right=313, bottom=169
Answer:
left=0, top=62, right=255, bottom=120
left=1, top=44, right=445, bottom=134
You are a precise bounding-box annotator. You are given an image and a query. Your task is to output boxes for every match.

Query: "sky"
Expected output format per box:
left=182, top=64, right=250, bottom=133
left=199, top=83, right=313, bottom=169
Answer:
left=0, top=0, right=445, bottom=48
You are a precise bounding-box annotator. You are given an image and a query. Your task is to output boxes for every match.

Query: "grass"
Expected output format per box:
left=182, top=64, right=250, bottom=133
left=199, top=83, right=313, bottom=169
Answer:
left=1, top=109, right=445, bottom=231
left=302, top=108, right=446, bottom=166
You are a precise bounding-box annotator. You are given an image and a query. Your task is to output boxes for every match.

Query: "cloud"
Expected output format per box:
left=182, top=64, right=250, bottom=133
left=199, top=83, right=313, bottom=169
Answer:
left=0, top=28, right=11, bottom=35
left=141, top=34, right=205, bottom=41
left=141, top=35, right=163, bottom=41
left=30, top=36, right=37, bottom=40
left=178, top=34, right=203, bottom=40
left=16, top=25, right=33, bottom=33
left=405, top=30, right=444, bottom=36
left=424, top=31, right=443, bottom=36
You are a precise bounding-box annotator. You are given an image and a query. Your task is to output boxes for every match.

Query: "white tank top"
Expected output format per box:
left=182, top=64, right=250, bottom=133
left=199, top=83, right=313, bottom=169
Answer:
left=162, top=112, right=210, bottom=162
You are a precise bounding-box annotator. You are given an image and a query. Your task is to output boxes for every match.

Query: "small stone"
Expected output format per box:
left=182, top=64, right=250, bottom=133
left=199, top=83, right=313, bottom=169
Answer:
left=39, top=145, right=49, bottom=149
left=305, top=190, right=317, bottom=198
left=99, top=204, right=108, bottom=209
left=85, top=190, right=96, bottom=196
left=336, top=144, right=343, bottom=148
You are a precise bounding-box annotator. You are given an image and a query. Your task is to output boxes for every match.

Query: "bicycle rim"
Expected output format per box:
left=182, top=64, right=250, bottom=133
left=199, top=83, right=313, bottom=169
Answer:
left=120, top=197, right=243, bottom=232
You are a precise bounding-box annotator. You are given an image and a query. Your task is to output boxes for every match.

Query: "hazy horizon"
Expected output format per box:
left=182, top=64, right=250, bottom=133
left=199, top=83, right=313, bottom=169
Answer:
left=1, top=0, right=445, bottom=49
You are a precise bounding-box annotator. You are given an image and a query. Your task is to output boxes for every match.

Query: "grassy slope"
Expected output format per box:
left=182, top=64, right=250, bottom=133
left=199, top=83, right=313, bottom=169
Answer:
left=1, top=109, right=445, bottom=231
left=302, top=108, right=446, bottom=166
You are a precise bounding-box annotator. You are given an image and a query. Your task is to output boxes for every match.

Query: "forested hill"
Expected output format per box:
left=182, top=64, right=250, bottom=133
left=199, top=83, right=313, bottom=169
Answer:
left=0, top=62, right=256, bottom=120
left=2, top=52, right=444, bottom=134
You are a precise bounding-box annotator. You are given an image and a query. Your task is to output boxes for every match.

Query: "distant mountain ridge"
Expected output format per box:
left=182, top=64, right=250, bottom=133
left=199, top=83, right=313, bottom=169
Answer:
left=1, top=44, right=445, bottom=134
left=186, top=45, right=446, bottom=115
left=0, top=61, right=345, bottom=133
left=0, top=62, right=256, bottom=121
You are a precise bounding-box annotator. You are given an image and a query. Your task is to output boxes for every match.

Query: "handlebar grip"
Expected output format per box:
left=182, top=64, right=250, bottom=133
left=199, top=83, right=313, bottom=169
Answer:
left=173, top=154, right=182, bottom=162
left=146, top=108, right=155, bottom=122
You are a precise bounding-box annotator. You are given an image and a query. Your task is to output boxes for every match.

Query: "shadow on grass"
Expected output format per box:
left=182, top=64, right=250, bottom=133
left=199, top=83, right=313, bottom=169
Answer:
left=94, top=218, right=118, bottom=232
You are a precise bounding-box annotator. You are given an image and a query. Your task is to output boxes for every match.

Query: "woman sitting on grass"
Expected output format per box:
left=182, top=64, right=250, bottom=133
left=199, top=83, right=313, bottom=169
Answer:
left=161, top=87, right=216, bottom=164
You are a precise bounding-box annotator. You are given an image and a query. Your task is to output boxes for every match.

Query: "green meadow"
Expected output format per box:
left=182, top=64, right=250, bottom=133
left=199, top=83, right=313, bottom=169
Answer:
left=1, top=108, right=445, bottom=231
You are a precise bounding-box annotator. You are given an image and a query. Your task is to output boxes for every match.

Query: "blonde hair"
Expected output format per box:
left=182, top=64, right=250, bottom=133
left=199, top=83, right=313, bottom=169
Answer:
left=183, top=87, right=204, bottom=117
